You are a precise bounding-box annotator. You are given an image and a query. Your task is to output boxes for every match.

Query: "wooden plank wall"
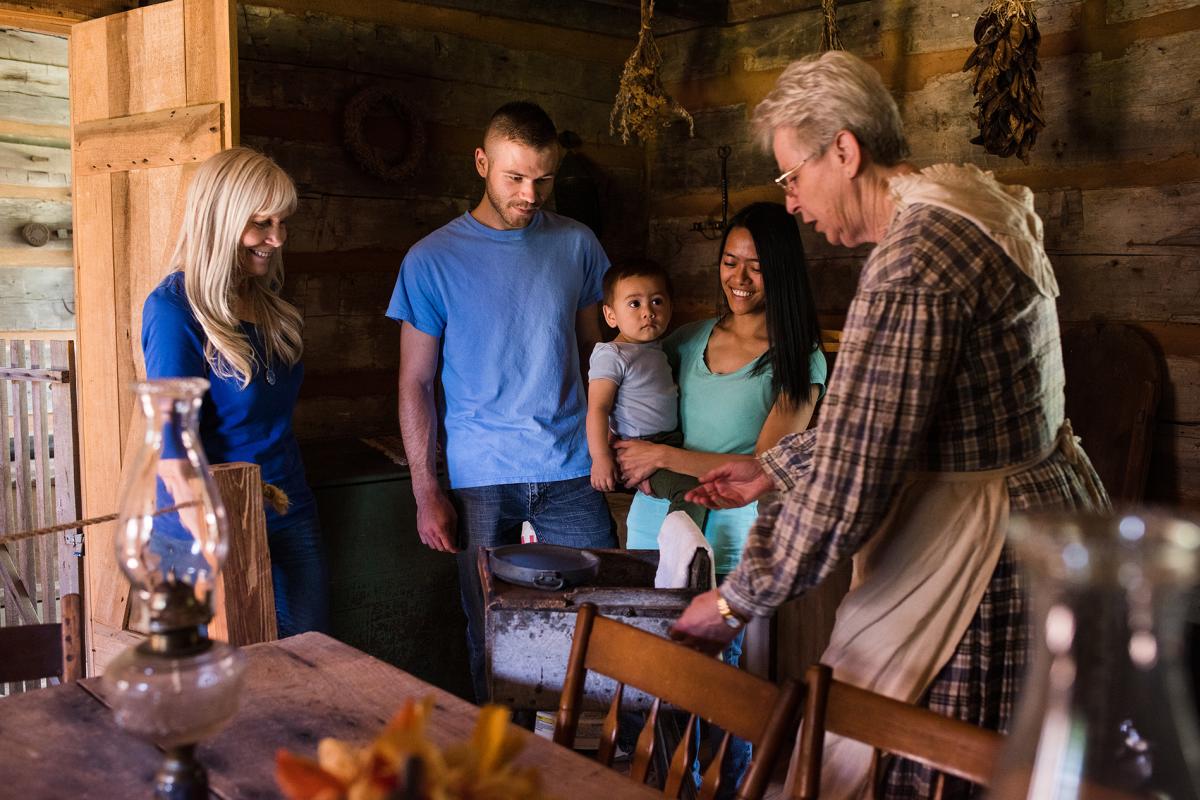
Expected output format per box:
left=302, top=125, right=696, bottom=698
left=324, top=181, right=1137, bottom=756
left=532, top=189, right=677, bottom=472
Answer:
left=236, top=2, right=646, bottom=440
left=645, top=0, right=1200, bottom=509
left=0, top=27, right=73, bottom=337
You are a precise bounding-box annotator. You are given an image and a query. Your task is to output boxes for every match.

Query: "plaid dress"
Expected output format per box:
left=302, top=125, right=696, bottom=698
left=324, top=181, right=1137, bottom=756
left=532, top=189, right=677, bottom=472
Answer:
left=720, top=202, right=1109, bottom=798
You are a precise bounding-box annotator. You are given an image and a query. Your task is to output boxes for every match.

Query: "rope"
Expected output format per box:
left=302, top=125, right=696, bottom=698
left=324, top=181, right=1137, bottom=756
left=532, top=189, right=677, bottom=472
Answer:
left=0, top=483, right=290, bottom=548
left=0, top=504, right=189, bottom=547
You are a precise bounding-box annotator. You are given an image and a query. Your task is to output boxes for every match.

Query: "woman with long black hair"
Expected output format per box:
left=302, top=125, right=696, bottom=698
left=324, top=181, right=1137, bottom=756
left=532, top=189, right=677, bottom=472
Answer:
left=616, top=201, right=827, bottom=566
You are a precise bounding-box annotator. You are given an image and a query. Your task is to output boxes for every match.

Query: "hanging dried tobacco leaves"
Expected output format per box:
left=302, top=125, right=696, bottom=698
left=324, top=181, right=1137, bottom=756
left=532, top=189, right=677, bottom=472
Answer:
left=820, top=0, right=844, bottom=51
left=610, top=0, right=695, bottom=145
left=962, top=0, right=1045, bottom=163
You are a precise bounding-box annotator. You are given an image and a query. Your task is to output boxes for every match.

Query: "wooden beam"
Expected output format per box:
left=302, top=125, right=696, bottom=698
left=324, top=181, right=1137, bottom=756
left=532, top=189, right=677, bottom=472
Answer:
left=0, top=7, right=84, bottom=35
left=0, top=119, right=70, bottom=147
left=649, top=154, right=1200, bottom=220
left=300, top=367, right=394, bottom=399
left=240, top=107, right=643, bottom=171
left=207, top=462, right=277, bottom=647
left=0, top=247, right=73, bottom=267
left=0, top=3, right=137, bottom=34
left=0, top=328, right=73, bottom=339
left=666, top=2, right=1200, bottom=109
left=0, top=183, right=71, bottom=200
left=72, top=102, right=223, bottom=175
left=0, top=365, right=69, bottom=382
left=251, top=0, right=632, bottom=66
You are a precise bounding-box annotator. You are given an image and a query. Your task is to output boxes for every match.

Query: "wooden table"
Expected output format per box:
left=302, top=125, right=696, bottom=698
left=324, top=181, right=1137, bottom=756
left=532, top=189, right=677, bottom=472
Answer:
left=0, top=632, right=659, bottom=799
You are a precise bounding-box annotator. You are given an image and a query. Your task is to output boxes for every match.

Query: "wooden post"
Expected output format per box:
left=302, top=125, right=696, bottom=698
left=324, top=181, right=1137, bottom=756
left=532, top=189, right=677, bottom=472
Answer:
left=208, top=462, right=277, bottom=645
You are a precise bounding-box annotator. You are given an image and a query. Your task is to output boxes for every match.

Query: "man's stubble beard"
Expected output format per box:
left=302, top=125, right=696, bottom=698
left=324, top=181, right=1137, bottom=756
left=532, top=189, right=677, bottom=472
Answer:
left=485, top=182, right=536, bottom=230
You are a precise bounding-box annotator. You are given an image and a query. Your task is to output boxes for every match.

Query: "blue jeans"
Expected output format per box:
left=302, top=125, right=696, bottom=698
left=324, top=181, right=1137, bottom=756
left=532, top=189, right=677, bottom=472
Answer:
left=267, top=513, right=331, bottom=638
left=451, top=476, right=616, bottom=702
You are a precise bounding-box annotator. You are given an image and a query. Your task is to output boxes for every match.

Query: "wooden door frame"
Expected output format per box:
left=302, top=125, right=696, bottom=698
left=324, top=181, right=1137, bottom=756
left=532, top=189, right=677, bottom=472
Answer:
left=0, top=7, right=97, bottom=35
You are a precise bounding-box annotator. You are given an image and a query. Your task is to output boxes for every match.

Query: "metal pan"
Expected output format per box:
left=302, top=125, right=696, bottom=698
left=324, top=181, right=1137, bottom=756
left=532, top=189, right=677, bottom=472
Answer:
left=488, top=543, right=601, bottom=591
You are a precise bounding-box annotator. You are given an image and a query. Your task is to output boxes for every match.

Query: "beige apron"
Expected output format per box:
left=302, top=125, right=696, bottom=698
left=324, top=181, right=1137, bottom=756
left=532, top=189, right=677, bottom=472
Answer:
left=816, top=420, right=1103, bottom=799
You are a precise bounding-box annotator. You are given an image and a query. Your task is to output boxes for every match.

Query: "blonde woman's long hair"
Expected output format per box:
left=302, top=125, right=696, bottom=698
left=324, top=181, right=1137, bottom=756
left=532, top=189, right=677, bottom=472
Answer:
left=169, top=147, right=303, bottom=388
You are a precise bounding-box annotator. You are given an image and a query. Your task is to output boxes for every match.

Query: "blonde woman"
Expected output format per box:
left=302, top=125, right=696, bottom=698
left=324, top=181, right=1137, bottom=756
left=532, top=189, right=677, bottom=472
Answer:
left=141, top=146, right=329, bottom=637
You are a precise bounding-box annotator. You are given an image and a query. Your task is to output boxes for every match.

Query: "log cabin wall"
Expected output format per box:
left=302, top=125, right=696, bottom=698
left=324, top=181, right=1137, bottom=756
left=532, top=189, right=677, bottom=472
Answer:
left=0, top=27, right=73, bottom=339
left=647, top=0, right=1200, bottom=509
left=234, top=2, right=648, bottom=441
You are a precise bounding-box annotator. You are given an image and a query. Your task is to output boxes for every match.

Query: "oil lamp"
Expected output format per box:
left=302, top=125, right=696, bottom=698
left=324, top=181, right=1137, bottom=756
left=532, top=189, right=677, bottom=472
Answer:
left=102, top=378, right=246, bottom=799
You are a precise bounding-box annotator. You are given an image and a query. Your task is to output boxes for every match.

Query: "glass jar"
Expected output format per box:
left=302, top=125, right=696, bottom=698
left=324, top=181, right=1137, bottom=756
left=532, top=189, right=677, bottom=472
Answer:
left=114, top=378, right=228, bottom=607
left=991, top=509, right=1200, bottom=798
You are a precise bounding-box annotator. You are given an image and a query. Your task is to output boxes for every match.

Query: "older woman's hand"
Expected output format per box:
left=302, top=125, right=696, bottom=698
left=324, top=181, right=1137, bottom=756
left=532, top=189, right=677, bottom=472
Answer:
left=685, top=460, right=774, bottom=509
left=613, top=438, right=667, bottom=488
left=669, top=589, right=739, bottom=655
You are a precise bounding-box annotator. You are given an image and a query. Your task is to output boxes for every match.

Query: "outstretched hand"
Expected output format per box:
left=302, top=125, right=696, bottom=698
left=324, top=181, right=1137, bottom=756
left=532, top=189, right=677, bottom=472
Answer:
left=684, top=460, right=774, bottom=509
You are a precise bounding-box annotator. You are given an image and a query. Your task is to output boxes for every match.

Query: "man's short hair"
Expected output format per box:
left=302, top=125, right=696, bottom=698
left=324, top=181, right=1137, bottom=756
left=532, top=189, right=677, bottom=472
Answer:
left=485, top=101, right=558, bottom=150
left=602, top=259, right=672, bottom=307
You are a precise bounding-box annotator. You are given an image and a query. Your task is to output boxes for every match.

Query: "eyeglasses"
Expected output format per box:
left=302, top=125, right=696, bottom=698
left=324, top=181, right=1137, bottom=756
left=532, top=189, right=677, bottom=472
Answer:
left=773, top=152, right=816, bottom=194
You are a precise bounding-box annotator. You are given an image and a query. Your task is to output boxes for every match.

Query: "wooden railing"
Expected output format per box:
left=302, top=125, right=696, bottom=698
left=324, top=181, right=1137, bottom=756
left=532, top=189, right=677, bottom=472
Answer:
left=0, top=339, right=83, bottom=695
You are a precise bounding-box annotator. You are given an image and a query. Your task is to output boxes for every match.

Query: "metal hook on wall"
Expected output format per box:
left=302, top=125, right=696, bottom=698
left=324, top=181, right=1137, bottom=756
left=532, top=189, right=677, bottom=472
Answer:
left=691, top=145, right=732, bottom=240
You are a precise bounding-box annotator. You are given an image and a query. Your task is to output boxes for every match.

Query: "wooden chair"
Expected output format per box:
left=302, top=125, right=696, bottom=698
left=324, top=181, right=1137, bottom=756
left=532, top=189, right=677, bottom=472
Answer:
left=555, top=602, right=804, bottom=800
left=789, top=664, right=1003, bottom=799
left=0, top=591, right=84, bottom=686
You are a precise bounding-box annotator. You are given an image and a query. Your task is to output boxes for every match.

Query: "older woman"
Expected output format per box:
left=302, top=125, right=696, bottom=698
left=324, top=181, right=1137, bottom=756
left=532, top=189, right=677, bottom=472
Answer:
left=671, top=51, right=1108, bottom=797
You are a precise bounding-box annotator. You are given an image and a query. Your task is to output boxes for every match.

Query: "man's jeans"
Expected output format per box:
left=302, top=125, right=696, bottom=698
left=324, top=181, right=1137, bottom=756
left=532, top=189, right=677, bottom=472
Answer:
left=451, top=476, right=616, bottom=702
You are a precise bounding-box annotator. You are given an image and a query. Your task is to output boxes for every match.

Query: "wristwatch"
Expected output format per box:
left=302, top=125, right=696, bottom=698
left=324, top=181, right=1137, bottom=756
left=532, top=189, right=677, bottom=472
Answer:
left=715, top=595, right=746, bottom=631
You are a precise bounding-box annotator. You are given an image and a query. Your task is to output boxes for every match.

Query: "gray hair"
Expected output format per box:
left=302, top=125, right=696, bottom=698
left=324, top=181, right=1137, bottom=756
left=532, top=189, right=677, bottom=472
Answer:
left=752, top=51, right=909, bottom=165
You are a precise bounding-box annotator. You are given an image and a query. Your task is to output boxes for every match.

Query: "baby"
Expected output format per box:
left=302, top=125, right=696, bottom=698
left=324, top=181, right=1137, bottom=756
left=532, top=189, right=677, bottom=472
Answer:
left=586, top=260, right=707, bottom=531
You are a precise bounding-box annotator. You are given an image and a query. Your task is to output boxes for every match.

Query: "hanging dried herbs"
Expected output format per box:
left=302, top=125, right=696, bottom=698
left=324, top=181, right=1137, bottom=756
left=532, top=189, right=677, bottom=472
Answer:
left=962, top=0, right=1045, bottom=163
left=610, top=0, right=694, bottom=145
left=820, top=0, right=843, bottom=51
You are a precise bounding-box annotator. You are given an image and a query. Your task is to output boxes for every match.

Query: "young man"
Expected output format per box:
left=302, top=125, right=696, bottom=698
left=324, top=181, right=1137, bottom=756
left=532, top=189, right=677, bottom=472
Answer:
left=387, top=101, right=616, bottom=701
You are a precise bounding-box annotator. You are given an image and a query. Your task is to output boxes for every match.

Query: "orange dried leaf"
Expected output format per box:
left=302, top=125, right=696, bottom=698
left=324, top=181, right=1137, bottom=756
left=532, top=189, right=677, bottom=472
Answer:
left=276, top=749, right=347, bottom=800
left=472, top=705, right=513, bottom=775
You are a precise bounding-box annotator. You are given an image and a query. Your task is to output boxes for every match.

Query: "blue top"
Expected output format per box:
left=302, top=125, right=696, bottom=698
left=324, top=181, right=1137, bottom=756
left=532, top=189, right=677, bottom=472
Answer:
left=626, top=318, right=828, bottom=573
left=141, top=271, right=315, bottom=529
left=386, top=210, right=609, bottom=489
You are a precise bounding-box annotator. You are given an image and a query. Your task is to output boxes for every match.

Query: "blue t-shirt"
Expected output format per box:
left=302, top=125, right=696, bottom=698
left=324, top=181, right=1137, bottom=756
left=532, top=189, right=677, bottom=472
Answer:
left=626, top=318, right=828, bottom=573
left=141, top=272, right=314, bottom=530
left=386, top=210, right=609, bottom=489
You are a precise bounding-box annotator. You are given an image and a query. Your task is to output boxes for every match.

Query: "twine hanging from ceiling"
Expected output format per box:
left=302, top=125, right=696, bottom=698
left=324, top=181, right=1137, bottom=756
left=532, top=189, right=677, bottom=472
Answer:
left=609, top=0, right=695, bottom=145
left=820, top=0, right=844, bottom=51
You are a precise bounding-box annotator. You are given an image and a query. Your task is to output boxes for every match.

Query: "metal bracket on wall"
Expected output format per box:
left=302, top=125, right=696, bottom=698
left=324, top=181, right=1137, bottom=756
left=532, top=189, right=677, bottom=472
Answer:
left=691, top=145, right=732, bottom=240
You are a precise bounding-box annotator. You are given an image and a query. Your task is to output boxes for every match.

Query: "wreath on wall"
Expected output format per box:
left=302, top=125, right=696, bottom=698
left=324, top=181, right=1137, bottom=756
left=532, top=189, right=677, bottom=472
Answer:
left=343, top=85, right=427, bottom=183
